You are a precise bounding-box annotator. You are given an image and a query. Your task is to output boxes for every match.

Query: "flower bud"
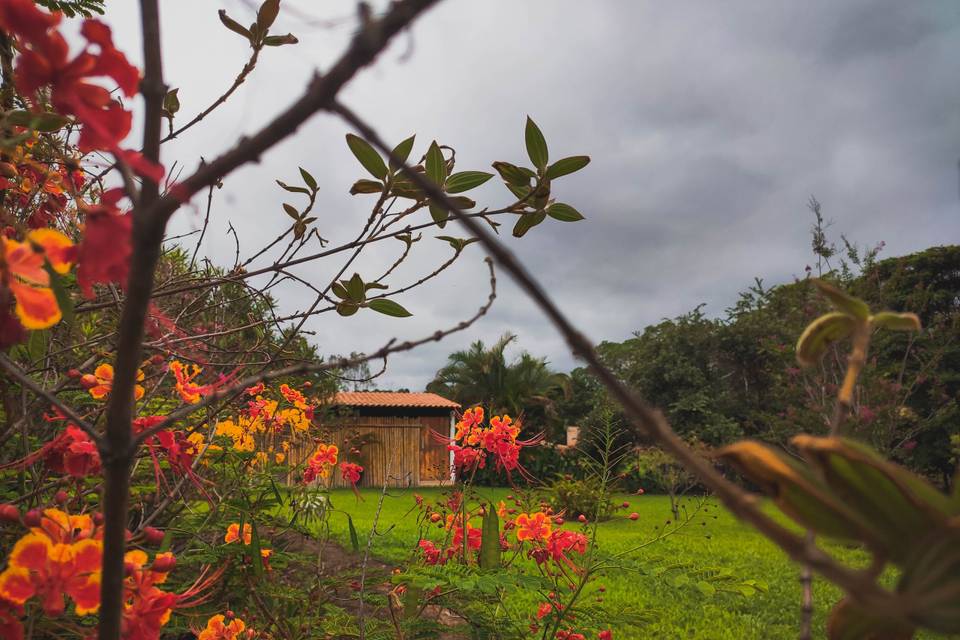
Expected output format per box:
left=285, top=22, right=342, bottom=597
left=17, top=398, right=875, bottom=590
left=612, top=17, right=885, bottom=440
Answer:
left=149, top=354, right=165, bottom=365
left=151, top=553, right=176, bottom=573
left=23, top=509, right=42, bottom=527
left=429, top=512, right=441, bottom=523
left=79, top=374, right=98, bottom=389
left=577, top=514, right=587, bottom=523
left=621, top=501, right=630, bottom=509
left=628, top=512, right=639, bottom=521
left=0, top=504, right=21, bottom=524
left=143, top=526, right=165, bottom=545
left=66, top=368, right=82, bottom=379
left=93, top=512, right=104, bottom=525
left=54, top=490, right=69, bottom=505
left=553, top=516, right=564, bottom=525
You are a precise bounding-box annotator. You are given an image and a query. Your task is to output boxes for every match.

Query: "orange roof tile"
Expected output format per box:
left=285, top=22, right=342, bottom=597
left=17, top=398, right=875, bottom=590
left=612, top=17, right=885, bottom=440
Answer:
left=332, top=391, right=460, bottom=409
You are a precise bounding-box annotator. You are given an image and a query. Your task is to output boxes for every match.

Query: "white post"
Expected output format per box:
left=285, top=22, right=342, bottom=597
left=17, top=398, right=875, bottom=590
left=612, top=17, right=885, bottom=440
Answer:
left=449, top=410, right=456, bottom=483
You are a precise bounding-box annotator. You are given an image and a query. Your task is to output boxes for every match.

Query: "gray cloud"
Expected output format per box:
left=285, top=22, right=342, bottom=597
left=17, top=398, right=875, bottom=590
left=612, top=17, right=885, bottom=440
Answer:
left=98, top=0, right=959, bottom=390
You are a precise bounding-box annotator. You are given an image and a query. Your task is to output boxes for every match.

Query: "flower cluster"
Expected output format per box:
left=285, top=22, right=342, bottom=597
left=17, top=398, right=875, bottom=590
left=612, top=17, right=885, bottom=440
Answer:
left=0, top=228, right=74, bottom=333
left=81, top=362, right=145, bottom=401
left=443, top=407, right=541, bottom=478
left=0, top=508, right=221, bottom=639
left=169, top=360, right=231, bottom=405
left=0, top=509, right=102, bottom=618
left=198, top=613, right=251, bottom=640
left=303, top=443, right=338, bottom=483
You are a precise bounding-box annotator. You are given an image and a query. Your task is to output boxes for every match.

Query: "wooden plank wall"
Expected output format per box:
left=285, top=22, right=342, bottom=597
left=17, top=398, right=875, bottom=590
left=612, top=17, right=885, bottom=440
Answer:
left=286, top=416, right=452, bottom=488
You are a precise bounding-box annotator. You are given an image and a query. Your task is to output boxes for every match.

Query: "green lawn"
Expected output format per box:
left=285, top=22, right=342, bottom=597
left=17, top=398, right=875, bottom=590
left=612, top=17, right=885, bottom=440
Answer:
left=297, top=487, right=951, bottom=640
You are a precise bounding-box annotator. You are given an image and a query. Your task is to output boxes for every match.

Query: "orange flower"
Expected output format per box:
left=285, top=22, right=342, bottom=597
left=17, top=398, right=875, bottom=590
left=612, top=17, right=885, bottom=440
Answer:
left=224, top=523, right=252, bottom=545
left=81, top=363, right=144, bottom=400
left=0, top=531, right=102, bottom=616
left=198, top=614, right=247, bottom=640
left=0, top=228, right=74, bottom=330
left=303, top=443, right=338, bottom=483
left=29, top=509, right=99, bottom=544
left=515, top=512, right=553, bottom=542
left=169, top=360, right=231, bottom=404
left=279, top=383, right=309, bottom=410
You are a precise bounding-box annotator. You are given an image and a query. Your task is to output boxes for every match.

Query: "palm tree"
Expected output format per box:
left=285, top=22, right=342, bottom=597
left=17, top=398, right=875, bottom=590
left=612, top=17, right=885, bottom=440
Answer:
left=427, top=333, right=571, bottom=424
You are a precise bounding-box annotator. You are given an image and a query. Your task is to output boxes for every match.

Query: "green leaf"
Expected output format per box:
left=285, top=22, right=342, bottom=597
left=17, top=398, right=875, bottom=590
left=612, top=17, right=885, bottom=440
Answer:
left=512, top=211, right=546, bottom=238
left=299, top=167, right=317, bottom=191
left=525, top=116, right=549, bottom=170
left=276, top=180, right=310, bottom=194
left=31, top=112, right=71, bottom=132
left=256, top=0, right=280, bottom=30
left=346, top=134, right=388, bottom=179
left=795, top=312, right=856, bottom=367
left=492, top=161, right=533, bottom=187
left=870, top=311, right=921, bottom=332
left=812, top=279, right=870, bottom=320
left=218, top=10, right=252, bottom=39
left=347, top=514, right=360, bottom=553
left=250, top=519, right=264, bottom=578
left=479, top=506, right=501, bottom=569
left=793, top=435, right=955, bottom=562
left=897, top=528, right=960, bottom=633
left=346, top=273, right=365, bottom=301
left=349, top=179, right=383, bottom=195
left=44, top=264, right=73, bottom=327
left=715, top=440, right=878, bottom=544
left=546, top=203, right=585, bottom=222
left=282, top=203, right=299, bottom=220
left=429, top=202, right=448, bottom=229
left=262, top=33, right=298, bottom=46
left=390, top=134, right=416, bottom=172
left=436, top=236, right=479, bottom=252
left=447, top=196, right=476, bottom=210
left=27, top=328, right=47, bottom=362
left=545, top=155, right=590, bottom=180
left=425, top=141, right=447, bottom=185
left=367, top=299, right=412, bottom=318
left=336, top=302, right=359, bottom=317
left=695, top=580, right=716, bottom=597
left=293, top=221, right=306, bottom=239
left=331, top=282, right=349, bottom=300
left=445, top=171, right=494, bottom=194
left=364, top=282, right=389, bottom=291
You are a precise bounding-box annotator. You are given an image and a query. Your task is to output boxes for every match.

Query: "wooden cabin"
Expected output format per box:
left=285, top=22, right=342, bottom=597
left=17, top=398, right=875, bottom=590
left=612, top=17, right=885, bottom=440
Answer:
left=318, top=392, right=459, bottom=488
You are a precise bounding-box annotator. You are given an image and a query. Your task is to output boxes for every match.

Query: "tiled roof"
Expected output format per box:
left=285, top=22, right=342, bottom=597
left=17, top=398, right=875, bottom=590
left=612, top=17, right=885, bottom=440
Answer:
left=332, top=392, right=460, bottom=409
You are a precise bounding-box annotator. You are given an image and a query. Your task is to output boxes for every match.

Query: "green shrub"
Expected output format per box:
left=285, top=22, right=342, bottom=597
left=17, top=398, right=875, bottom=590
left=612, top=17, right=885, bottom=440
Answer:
left=548, top=475, right=616, bottom=521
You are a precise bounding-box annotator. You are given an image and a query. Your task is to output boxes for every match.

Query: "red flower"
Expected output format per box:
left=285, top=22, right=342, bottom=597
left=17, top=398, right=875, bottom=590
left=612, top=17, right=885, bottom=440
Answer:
left=75, top=191, right=132, bottom=298
left=44, top=425, right=100, bottom=478
left=0, top=599, right=23, bottom=640
left=340, top=462, right=363, bottom=486
left=0, top=2, right=141, bottom=153
left=417, top=540, right=443, bottom=566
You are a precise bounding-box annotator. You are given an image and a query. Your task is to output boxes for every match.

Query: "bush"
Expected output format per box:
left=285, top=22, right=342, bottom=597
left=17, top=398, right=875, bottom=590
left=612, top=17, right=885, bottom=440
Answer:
left=548, top=475, right=617, bottom=521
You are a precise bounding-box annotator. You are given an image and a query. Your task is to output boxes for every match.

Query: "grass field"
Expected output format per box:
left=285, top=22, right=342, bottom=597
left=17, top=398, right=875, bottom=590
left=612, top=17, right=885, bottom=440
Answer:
left=291, top=487, right=953, bottom=640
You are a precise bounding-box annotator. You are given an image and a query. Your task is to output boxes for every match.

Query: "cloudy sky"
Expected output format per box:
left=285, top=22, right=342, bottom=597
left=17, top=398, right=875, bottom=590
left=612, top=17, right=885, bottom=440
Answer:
left=101, top=0, right=959, bottom=390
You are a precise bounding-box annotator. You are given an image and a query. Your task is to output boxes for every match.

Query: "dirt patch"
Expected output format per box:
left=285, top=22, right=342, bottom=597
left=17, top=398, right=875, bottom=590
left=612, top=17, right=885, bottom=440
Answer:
left=266, top=527, right=469, bottom=639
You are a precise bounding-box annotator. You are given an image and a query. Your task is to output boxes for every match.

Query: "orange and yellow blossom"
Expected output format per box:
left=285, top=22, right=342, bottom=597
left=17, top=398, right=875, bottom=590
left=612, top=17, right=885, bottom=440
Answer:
left=224, top=523, right=252, bottom=545
left=0, top=509, right=102, bottom=617
left=0, top=228, right=74, bottom=329
left=82, top=362, right=144, bottom=400
left=198, top=614, right=247, bottom=640
left=514, top=512, right=553, bottom=542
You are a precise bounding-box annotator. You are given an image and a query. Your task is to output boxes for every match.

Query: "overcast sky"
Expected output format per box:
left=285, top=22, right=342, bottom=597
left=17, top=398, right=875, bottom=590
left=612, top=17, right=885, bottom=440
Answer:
left=100, top=1, right=959, bottom=390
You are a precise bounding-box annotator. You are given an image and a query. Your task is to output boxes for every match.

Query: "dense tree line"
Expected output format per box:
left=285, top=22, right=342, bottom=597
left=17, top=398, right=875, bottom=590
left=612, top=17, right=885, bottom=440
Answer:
left=558, top=245, right=959, bottom=488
